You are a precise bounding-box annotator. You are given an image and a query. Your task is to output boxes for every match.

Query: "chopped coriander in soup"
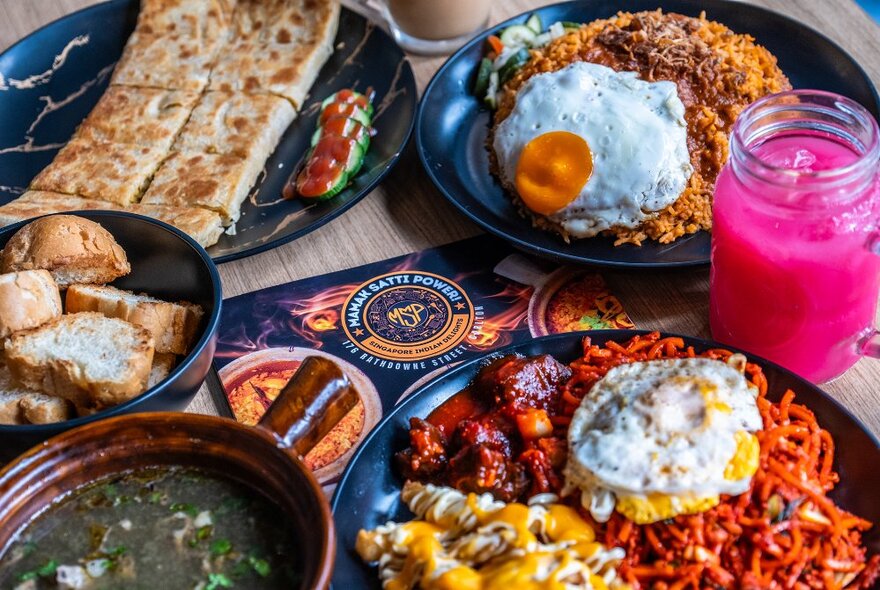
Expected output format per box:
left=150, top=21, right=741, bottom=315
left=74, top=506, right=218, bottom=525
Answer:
left=0, top=468, right=300, bottom=589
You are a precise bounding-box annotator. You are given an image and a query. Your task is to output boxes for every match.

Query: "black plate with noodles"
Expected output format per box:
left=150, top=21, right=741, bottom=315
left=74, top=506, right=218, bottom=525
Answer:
left=332, top=331, right=880, bottom=589
left=416, top=0, right=880, bottom=268
left=0, top=0, right=416, bottom=263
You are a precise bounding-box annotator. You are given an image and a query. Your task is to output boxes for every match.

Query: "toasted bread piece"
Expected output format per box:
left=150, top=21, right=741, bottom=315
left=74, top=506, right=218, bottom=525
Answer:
left=74, top=86, right=200, bottom=150
left=29, top=138, right=166, bottom=205
left=136, top=0, right=236, bottom=41
left=0, top=215, right=130, bottom=288
left=232, top=0, right=339, bottom=46
left=140, top=151, right=261, bottom=224
left=19, top=393, right=74, bottom=424
left=149, top=352, right=177, bottom=388
left=173, top=91, right=295, bottom=158
left=0, top=192, right=225, bottom=248
left=0, top=270, right=62, bottom=343
left=4, top=312, right=155, bottom=411
left=111, top=31, right=221, bottom=92
left=66, top=284, right=203, bottom=355
left=0, top=365, right=72, bottom=424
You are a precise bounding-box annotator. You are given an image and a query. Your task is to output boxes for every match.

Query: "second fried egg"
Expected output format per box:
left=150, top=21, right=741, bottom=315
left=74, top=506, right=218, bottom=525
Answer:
left=564, top=357, right=763, bottom=524
left=492, top=62, right=693, bottom=238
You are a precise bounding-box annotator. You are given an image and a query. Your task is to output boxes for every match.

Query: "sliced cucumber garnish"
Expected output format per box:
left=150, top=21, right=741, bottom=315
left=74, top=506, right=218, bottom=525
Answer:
left=473, top=57, right=493, bottom=98
left=500, top=25, right=538, bottom=48
left=525, top=13, right=543, bottom=34
left=498, top=48, right=530, bottom=84
left=321, top=91, right=374, bottom=118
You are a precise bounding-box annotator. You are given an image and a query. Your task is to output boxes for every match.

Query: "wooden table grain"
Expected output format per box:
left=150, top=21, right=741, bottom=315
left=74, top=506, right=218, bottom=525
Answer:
left=2, top=0, right=879, bottom=437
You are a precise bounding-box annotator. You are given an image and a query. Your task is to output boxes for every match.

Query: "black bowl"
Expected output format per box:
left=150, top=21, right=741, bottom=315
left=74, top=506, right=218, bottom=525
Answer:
left=0, top=211, right=222, bottom=461
left=331, top=330, right=880, bottom=588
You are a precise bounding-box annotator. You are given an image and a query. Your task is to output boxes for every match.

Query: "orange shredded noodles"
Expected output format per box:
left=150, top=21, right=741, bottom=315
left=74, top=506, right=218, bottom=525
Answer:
left=560, top=332, right=879, bottom=589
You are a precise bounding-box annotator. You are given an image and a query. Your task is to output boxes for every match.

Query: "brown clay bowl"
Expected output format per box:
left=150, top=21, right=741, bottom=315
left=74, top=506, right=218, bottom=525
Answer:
left=0, top=357, right=358, bottom=589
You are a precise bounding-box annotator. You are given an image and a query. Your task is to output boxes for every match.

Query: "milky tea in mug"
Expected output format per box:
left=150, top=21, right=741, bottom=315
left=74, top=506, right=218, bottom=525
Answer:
left=710, top=91, right=880, bottom=383
left=382, top=0, right=492, bottom=54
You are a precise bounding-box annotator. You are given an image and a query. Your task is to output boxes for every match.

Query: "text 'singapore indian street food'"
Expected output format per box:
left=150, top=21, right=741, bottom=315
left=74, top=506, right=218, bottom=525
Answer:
left=478, top=11, right=791, bottom=246
left=358, top=333, right=879, bottom=589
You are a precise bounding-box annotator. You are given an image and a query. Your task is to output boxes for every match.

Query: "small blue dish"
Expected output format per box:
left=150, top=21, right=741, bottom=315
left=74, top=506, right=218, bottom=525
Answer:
left=331, top=330, right=880, bottom=588
left=0, top=211, right=222, bottom=461
left=416, top=0, right=880, bottom=268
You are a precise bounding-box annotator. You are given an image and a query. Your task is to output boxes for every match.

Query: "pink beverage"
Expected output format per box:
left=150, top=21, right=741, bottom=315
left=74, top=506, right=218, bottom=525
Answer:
left=710, top=91, right=880, bottom=383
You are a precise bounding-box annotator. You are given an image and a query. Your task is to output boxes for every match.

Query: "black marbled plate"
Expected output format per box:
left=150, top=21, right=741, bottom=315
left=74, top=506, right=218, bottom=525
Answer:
left=417, top=0, right=880, bottom=268
left=331, top=330, right=880, bottom=589
left=0, top=0, right=416, bottom=263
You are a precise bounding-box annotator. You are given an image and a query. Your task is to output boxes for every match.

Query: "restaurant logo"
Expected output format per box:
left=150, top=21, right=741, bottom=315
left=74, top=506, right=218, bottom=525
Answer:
left=342, top=271, right=475, bottom=361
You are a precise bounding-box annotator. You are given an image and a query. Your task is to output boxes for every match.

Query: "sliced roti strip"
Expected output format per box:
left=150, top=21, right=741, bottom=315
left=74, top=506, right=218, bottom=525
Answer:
left=231, top=0, right=339, bottom=45
left=173, top=91, right=295, bottom=158
left=111, top=31, right=220, bottom=92
left=140, top=151, right=262, bottom=224
left=74, top=86, right=200, bottom=150
left=29, top=140, right=166, bottom=206
left=136, top=0, right=236, bottom=41
left=0, top=191, right=224, bottom=248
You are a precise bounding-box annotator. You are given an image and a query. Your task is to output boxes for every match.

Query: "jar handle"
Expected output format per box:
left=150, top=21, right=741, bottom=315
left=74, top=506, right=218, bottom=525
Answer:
left=341, top=0, right=388, bottom=29
left=861, top=232, right=880, bottom=359
left=256, top=356, right=359, bottom=457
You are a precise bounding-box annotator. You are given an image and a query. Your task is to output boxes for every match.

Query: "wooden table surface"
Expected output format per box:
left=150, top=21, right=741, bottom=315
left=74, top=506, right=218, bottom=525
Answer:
left=2, top=0, right=879, bottom=437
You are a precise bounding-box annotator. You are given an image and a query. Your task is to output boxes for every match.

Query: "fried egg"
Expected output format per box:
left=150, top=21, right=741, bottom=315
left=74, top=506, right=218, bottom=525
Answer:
left=564, top=357, right=763, bottom=524
left=492, top=62, right=693, bottom=238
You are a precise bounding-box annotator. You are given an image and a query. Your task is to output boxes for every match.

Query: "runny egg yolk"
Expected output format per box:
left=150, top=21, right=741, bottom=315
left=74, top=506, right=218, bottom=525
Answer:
left=515, top=131, right=593, bottom=215
left=724, top=430, right=760, bottom=481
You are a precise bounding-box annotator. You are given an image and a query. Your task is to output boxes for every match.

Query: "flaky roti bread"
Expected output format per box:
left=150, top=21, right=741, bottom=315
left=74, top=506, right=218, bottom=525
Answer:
left=149, top=352, right=177, bottom=388
left=173, top=91, right=296, bottom=158
left=0, top=270, right=62, bottom=342
left=66, top=284, right=203, bottom=355
left=208, top=0, right=340, bottom=107
left=111, top=31, right=221, bottom=92
left=4, top=312, right=155, bottom=412
left=0, top=192, right=225, bottom=248
left=140, top=151, right=261, bottom=224
left=74, top=86, right=201, bottom=150
left=0, top=215, right=130, bottom=288
left=232, top=0, right=339, bottom=46
left=136, top=0, right=236, bottom=41
left=0, top=365, right=73, bottom=425
left=29, top=139, right=166, bottom=205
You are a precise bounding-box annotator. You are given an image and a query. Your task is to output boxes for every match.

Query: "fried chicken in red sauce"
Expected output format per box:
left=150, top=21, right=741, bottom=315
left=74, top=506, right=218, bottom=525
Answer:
left=397, top=354, right=571, bottom=503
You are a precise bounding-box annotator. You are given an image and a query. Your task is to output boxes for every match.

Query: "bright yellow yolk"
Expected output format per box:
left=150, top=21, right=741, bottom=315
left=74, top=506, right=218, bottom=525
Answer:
left=725, top=430, right=760, bottom=481
left=515, top=131, right=593, bottom=215
left=615, top=493, right=720, bottom=524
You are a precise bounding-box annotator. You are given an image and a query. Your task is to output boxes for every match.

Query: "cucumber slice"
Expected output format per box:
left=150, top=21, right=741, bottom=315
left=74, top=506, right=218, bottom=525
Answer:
left=473, top=58, right=493, bottom=98
left=321, top=90, right=374, bottom=118
left=483, top=93, right=498, bottom=110
left=561, top=21, right=582, bottom=28
left=305, top=168, right=350, bottom=200
left=500, top=25, right=537, bottom=48
left=525, top=13, right=543, bottom=34
left=498, top=48, right=530, bottom=84
left=312, top=117, right=371, bottom=151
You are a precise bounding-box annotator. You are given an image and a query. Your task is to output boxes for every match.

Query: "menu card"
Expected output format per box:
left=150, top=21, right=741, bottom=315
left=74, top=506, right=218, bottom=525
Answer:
left=209, top=235, right=633, bottom=489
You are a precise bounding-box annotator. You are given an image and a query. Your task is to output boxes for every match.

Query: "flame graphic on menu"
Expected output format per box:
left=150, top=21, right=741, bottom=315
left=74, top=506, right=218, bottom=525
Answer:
left=465, top=279, right=532, bottom=349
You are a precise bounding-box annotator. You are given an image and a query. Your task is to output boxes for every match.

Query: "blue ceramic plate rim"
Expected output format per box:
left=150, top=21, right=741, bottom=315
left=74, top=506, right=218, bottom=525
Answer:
left=331, top=329, right=880, bottom=587
left=416, top=0, right=880, bottom=269
left=0, top=0, right=418, bottom=265
left=0, top=210, right=223, bottom=434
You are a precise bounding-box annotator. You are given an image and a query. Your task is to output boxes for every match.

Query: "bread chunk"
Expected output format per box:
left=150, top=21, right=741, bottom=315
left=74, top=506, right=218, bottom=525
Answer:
left=0, top=215, right=130, bottom=288
left=0, top=270, right=62, bottom=341
left=66, top=284, right=203, bottom=355
left=4, top=312, right=155, bottom=412
left=149, top=352, right=177, bottom=388
left=0, top=365, right=73, bottom=425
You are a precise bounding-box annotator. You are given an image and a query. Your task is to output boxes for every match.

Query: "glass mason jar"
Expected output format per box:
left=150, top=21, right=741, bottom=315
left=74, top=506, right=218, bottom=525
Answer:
left=710, top=90, right=880, bottom=383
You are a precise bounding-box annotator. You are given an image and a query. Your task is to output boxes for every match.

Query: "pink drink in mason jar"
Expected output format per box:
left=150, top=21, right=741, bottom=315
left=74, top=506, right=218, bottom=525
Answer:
left=710, top=91, right=880, bottom=383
